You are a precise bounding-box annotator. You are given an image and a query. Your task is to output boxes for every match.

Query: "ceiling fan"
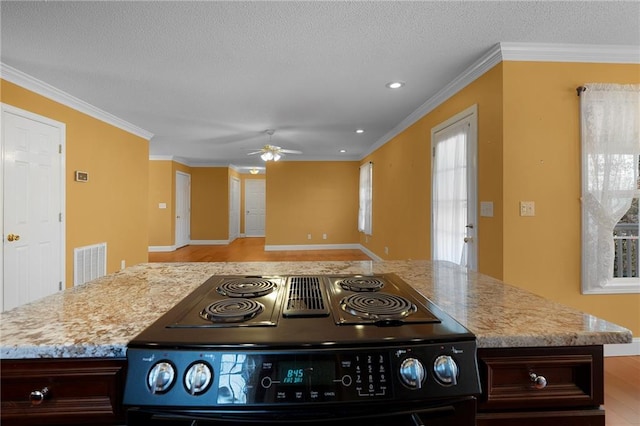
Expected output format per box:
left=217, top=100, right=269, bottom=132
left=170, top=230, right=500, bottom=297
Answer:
left=247, top=129, right=302, bottom=161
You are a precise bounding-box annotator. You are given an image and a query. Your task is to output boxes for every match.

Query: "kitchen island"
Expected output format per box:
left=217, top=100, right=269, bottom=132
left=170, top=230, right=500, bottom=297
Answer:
left=0, top=260, right=632, bottom=425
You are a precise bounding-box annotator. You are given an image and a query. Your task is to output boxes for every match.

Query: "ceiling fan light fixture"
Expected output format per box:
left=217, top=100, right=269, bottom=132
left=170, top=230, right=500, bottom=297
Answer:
left=261, top=151, right=273, bottom=161
left=249, top=168, right=260, bottom=175
left=272, top=152, right=281, bottom=162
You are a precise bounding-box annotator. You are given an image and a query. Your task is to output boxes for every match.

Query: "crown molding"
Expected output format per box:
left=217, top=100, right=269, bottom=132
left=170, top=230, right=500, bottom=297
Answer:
left=500, top=42, right=640, bottom=64
left=0, top=63, right=154, bottom=141
left=364, top=42, right=640, bottom=160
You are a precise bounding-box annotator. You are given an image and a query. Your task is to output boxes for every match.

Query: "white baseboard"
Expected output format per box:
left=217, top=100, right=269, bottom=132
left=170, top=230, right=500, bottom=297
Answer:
left=265, top=243, right=362, bottom=251
left=359, top=245, right=383, bottom=261
left=149, top=240, right=229, bottom=252
left=604, top=337, right=640, bottom=357
left=148, top=245, right=177, bottom=252
left=190, top=240, right=229, bottom=245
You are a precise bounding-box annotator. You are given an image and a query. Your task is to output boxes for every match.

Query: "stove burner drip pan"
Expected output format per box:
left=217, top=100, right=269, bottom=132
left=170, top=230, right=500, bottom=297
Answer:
left=217, top=278, right=277, bottom=298
left=338, top=277, right=385, bottom=292
left=340, top=292, right=416, bottom=321
left=200, top=299, right=264, bottom=323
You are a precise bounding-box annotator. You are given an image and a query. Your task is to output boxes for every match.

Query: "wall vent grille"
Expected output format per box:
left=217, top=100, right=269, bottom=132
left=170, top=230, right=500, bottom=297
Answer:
left=74, top=242, right=107, bottom=286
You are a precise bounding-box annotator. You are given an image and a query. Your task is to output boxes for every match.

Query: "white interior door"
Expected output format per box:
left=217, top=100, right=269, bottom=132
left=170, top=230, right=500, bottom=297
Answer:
left=431, top=105, right=478, bottom=270
left=175, top=171, right=190, bottom=248
left=229, top=177, right=240, bottom=242
left=244, top=179, right=265, bottom=237
left=2, top=104, right=65, bottom=311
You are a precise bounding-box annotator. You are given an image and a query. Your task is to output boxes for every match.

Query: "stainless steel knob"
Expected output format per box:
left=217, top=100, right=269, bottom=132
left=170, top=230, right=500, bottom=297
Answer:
left=29, top=387, right=49, bottom=405
left=184, top=362, right=213, bottom=395
left=148, top=361, right=175, bottom=394
left=434, top=355, right=458, bottom=386
left=529, top=372, right=547, bottom=389
left=399, top=357, right=426, bottom=389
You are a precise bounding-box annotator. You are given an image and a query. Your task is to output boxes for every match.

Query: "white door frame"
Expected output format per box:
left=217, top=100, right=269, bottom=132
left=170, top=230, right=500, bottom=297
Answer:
left=430, top=104, right=478, bottom=270
left=1, top=103, right=66, bottom=310
left=175, top=171, right=191, bottom=248
left=229, top=176, right=240, bottom=242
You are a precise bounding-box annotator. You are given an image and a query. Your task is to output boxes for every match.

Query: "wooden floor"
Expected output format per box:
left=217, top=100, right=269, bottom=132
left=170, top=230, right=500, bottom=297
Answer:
left=148, top=237, right=372, bottom=262
left=605, top=355, right=640, bottom=425
left=148, top=239, right=638, bottom=425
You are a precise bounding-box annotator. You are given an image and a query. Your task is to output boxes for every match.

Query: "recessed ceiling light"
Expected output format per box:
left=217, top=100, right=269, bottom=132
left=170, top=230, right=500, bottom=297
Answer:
left=340, top=149, right=347, bottom=153
left=386, top=81, right=405, bottom=89
left=355, top=129, right=364, bottom=134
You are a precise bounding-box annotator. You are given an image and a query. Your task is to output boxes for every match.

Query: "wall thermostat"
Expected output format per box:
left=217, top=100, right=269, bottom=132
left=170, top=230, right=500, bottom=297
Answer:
left=75, top=171, right=89, bottom=182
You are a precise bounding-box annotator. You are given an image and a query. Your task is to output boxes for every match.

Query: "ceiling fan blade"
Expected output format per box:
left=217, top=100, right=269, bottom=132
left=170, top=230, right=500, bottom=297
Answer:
left=279, top=149, right=302, bottom=154
left=247, top=150, right=263, bottom=155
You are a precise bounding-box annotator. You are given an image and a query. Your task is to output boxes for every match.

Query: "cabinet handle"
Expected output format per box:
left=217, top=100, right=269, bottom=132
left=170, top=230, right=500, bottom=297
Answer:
left=29, top=387, right=49, bottom=405
left=529, top=372, right=547, bottom=389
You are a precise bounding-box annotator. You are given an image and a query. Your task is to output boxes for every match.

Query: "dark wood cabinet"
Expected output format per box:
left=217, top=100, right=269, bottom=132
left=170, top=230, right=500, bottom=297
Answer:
left=476, top=346, right=604, bottom=426
left=1, top=358, right=126, bottom=426
left=0, top=346, right=606, bottom=426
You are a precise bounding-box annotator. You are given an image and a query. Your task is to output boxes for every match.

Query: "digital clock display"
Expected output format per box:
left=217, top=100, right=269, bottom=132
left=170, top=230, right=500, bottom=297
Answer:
left=278, top=360, right=335, bottom=386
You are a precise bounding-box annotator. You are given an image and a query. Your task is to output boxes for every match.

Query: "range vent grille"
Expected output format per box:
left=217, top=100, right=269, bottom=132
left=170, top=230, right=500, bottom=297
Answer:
left=283, top=276, right=329, bottom=317
left=74, top=242, right=107, bottom=286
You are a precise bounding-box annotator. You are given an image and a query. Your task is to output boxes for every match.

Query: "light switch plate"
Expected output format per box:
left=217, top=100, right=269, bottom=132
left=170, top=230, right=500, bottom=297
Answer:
left=520, top=201, right=535, bottom=217
left=480, top=201, right=494, bottom=217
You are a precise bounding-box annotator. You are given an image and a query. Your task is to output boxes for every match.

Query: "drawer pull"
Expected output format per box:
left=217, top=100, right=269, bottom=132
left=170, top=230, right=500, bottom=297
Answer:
left=529, top=372, right=547, bottom=389
left=29, top=387, right=49, bottom=405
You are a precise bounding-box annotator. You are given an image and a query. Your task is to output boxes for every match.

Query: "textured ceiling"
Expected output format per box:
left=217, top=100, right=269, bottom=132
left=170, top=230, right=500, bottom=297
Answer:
left=1, top=1, right=639, bottom=168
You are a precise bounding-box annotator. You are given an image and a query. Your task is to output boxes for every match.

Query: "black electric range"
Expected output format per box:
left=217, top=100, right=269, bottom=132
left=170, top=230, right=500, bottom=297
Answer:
left=124, top=273, right=481, bottom=425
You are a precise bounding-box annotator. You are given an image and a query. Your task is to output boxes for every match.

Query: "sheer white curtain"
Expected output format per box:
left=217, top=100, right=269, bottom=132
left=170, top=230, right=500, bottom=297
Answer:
left=581, top=83, right=640, bottom=292
left=358, top=162, right=373, bottom=235
left=432, top=122, right=468, bottom=265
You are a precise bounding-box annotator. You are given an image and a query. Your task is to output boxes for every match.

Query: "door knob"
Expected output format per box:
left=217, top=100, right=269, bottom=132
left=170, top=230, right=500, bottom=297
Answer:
left=463, top=237, right=473, bottom=243
left=7, top=234, right=20, bottom=242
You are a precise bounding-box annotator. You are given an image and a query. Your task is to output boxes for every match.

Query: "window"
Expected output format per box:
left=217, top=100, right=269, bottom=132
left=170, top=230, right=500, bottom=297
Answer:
left=580, top=83, right=640, bottom=294
left=358, top=162, right=373, bottom=235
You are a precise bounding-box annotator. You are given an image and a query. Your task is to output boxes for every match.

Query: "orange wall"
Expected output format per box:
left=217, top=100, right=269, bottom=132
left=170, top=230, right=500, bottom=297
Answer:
left=360, top=65, right=504, bottom=278
left=501, top=61, right=640, bottom=336
left=1, top=80, right=149, bottom=285
left=360, top=60, right=639, bottom=335
left=191, top=167, right=229, bottom=240
left=265, top=161, right=360, bottom=245
left=148, top=160, right=174, bottom=246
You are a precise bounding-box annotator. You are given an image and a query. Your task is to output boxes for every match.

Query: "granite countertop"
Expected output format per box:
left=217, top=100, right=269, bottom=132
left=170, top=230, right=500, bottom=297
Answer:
left=0, top=260, right=632, bottom=359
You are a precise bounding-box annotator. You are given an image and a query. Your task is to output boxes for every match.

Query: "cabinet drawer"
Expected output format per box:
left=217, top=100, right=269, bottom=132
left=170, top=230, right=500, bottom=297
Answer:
left=1, top=358, right=126, bottom=425
left=477, top=346, right=603, bottom=411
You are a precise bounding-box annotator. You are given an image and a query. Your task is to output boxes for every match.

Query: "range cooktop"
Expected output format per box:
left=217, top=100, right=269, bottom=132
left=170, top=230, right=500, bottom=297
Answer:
left=128, top=273, right=474, bottom=349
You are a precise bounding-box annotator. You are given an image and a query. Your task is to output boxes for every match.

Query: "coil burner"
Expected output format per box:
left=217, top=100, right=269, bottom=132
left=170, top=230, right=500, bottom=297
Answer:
left=200, top=299, right=264, bottom=323
left=217, top=278, right=277, bottom=298
left=340, top=292, right=417, bottom=321
left=338, top=277, right=385, bottom=292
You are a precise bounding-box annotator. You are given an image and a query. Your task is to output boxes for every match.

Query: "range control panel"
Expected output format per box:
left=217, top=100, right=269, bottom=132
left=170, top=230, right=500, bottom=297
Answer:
left=124, top=342, right=480, bottom=408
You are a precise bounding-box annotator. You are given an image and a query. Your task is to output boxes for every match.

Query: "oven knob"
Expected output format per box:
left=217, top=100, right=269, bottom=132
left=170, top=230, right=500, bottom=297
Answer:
left=399, top=358, right=426, bottom=389
left=184, top=362, right=213, bottom=395
left=148, top=361, right=176, bottom=394
left=433, top=355, right=458, bottom=386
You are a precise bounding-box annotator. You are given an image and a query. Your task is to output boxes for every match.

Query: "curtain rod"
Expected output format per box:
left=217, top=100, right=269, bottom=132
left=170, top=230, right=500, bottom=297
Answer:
left=576, top=86, right=587, bottom=96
